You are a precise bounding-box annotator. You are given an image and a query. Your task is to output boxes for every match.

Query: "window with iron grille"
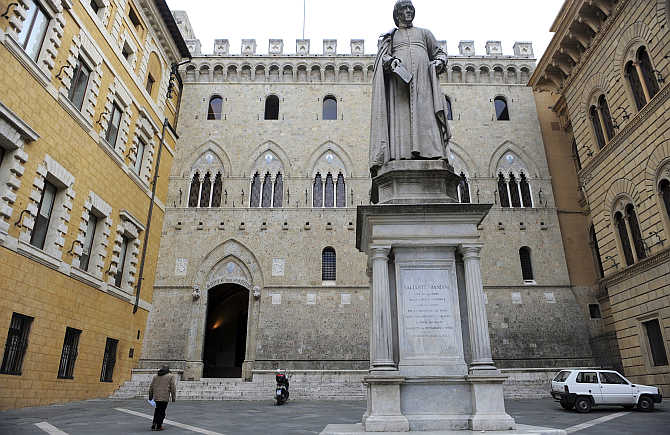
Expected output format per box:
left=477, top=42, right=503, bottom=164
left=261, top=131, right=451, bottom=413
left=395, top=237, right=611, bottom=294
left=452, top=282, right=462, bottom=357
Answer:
left=0, top=313, right=33, bottom=375
left=643, top=319, right=668, bottom=367
left=322, top=247, right=336, bottom=281
left=100, top=337, right=118, bottom=382
left=519, top=246, right=533, bottom=281
left=58, top=327, right=81, bottom=379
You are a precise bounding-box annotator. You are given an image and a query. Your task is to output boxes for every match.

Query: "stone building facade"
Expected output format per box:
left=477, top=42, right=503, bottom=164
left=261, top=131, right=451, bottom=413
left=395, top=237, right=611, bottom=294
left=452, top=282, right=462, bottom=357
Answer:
left=531, top=0, right=670, bottom=394
left=0, top=0, right=189, bottom=409
left=133, top=9, right=599, bottom=390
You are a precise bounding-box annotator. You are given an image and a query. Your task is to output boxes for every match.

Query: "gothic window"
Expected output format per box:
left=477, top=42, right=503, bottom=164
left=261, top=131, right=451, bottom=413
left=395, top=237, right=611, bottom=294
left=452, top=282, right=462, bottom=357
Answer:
left=323, top=95, right=337, bottom=120
left=30, top=180, right=57, bottom=250
left=498, top=173, right=510, bottom=208
left=494, top=97, right=509, bottom=121
left=322, top=247, right=336, bottom=281
left=458, top=172, right=470, bottom=203
left=445, top=96, right=453, bottom=121
left=626, top=61, right=647, bottom=111
left=265, top=95, right=280, bottom=120
left=519, top=246, right=534, bottom=281
left=638, top=47, right=659, bottom=100
left=207, top=96, right=223, bottom=120
left=660, top=179, right=670, bottom=221
left=589, top=225, right=604, bottom=278
left=261, top=173, right=272, bottom=208
left=18, top=0, right=49, bottom=61
left=199, top=172, right=212, bottom=207
left=336, top=173, right=346, bottom=207
left=68, top=57, right=92, bottom=111
left=599, top=95, right=615, bottom=141
left=626, top=204, right=646, bottom=261
left=324, top=173, right=335, bottom=208
left=250, top=173, right=261, bottom=208
left=509, top=173, right=521, bottom=207
left=615, top=211, right=634, bottom=266
left=211, top=173, right=223, bottom=207
left=105, top=103, right=123, bottom=147
left=590, top=105, right=606, bottom=149
left=273, top=173, right=283, bottom=207
left=519, top=173, right=532, bottom=207
left=80, top=213, right=98, bottom=271
left=572, top=139, right=582, bottom=171
left=313, top=173, right=323, bottom=207
left=188, top=172, right=200, bottom=208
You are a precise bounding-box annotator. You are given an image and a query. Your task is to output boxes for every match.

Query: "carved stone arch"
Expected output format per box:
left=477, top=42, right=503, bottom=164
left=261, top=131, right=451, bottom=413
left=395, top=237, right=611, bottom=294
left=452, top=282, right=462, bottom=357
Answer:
left=488, top=141, right=540, bottom=178
left=184, top=63, right=197, bottom=82
left=615, top=21, right=654, bottom=79
left=183, top=140, right=232, bottom=178
left=657, top=0, right=670, bottom=27
left=195, top=239, right=264, bottom=293
left=245, top=140, right=292, bottom=177
left=449, top=141, right=478, bottom=177
left=645, top=139, right=670, bottom=193
left=582, top=72, right=610, bottom=115
left=304, top=141, right=355, bottom=178
left=603, top=178, right=643, bottom=222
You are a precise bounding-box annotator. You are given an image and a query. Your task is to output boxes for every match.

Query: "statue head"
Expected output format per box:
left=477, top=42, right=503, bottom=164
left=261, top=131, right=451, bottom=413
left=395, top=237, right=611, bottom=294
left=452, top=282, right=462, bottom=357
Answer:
left=393, top=0, right=415, bottom=27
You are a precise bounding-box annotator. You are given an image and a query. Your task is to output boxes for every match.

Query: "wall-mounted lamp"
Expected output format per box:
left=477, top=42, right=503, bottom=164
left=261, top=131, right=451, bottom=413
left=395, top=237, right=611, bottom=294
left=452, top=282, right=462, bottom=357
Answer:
left=617, top=106, right=630, bottom=121
left=1, top=3, right=19, bottom=19
left=654, top=69, right=665, bottom=84
left=55, top=63, right=73, bottom=81
left=96, top=108, right=111, bottom=128
left=605, top=255, right=619, bottom=270
left=66, top=240, right=82, bottom=256
left=581, top=145, right=593, bottom=157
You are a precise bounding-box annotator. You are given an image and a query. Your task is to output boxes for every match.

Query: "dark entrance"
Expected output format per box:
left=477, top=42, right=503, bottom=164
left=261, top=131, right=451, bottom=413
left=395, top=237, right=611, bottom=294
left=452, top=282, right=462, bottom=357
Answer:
left=203, top=284, right=249, bottom=378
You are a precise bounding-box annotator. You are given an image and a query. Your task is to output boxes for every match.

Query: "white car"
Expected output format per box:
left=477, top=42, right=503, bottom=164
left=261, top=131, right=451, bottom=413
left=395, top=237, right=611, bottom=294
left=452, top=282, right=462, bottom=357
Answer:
left=550, top=369, right=662, bottom=413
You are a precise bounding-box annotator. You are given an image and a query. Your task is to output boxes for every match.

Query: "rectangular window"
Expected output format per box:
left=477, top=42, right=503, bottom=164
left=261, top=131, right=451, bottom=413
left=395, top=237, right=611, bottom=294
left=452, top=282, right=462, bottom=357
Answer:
left=105, top=103, right=122, bottom=147
left=0, top=147, right=5, bottom=166
left=643, top=319, right=669, bottom=367
left=67, top=58, right=92, bottom=111
left=57, top=327, right=81, bottom=379
left=128, top=7, right=142, bottom=32
left=121, top=42, right=132, bottom=61
left=589, top=304, right=602, bottom=319
left=145, top=73, right=155, bottom=96
left=0, top=313, right=33, bottom=375
left=576, top=371, right=598, bottom=383
left=17, top=0, right=49, bottom=61
left=30, top=180, right=57, bottom=250
left=100, top=337, right=118, bottom=382
left=89, top=0, right=100, bottom=14
left=80, top=214, right=98, bottom=271
left=114, top=236, right=129, bottom=287
left=134, top=138, right=145, bottom=174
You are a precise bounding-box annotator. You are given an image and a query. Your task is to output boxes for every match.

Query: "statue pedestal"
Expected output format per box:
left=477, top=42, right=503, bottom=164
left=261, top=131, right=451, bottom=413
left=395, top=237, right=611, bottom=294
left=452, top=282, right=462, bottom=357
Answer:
left=373, top=160, right=459, bottom=205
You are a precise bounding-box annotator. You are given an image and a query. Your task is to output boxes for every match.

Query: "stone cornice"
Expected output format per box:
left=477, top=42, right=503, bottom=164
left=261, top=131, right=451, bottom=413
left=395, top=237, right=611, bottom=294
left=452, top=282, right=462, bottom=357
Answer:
left=604, top=246, right=670, bottom=287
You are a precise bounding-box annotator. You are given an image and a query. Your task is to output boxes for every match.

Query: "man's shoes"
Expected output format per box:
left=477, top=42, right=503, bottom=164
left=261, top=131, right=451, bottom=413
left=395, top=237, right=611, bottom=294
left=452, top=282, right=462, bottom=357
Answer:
left=151, top=423, right=156, bottom=431
left=157, top=427, right=164, bottom=431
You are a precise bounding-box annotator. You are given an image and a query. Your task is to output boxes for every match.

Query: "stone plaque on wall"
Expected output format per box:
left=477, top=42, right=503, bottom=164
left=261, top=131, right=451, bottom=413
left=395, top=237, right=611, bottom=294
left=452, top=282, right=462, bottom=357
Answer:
left=307, top=293, right=316, bottom=305
left=175, top=258, right=187, bottom=276
left=271, top=293, right=281, bottom=305
left=272, top=258, right=285, bottom=276
left=341, top=293, right=351, bottom=305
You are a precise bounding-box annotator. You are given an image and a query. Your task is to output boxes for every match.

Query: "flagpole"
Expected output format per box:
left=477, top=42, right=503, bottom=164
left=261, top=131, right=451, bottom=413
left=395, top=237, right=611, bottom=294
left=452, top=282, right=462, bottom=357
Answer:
left=302, top=0, right=306, bottom=39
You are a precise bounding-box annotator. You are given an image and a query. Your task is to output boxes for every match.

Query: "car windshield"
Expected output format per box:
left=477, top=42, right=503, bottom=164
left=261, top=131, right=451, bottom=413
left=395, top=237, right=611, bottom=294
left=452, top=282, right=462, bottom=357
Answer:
left=599, top=372, right=628, bottom=384
left=553, top=371, right=571, bottom=382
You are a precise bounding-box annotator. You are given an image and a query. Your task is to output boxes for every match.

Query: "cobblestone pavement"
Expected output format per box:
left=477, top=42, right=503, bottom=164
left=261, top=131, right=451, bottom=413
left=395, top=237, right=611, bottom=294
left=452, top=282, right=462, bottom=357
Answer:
left=0, top=399, right=665, bottom=434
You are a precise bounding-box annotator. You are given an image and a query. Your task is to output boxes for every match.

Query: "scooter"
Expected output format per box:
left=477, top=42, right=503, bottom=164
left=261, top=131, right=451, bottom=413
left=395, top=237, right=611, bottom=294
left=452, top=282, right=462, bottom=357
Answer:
left=275, top=370, right=290, bottom=405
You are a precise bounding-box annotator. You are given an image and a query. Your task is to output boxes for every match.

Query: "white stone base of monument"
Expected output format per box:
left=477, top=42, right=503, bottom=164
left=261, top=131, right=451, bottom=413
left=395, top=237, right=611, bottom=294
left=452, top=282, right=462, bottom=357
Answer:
left=364, top=375, right=410, bottom=432
left=319, top=423, right=567, bottom=435
left=373, top=160, right=459, bottom=205
left=468, top=373, right=516, bottom=431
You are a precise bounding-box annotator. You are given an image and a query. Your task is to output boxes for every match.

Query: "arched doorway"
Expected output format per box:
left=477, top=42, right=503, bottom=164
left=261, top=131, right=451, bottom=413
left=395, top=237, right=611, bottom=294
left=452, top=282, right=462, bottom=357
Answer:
left=203, top=284, right=249, bottom=378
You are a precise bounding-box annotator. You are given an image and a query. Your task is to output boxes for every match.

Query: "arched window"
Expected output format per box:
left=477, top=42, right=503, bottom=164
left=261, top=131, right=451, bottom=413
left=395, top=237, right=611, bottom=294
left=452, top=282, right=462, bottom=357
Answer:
left=199, top=172, right=212, bottom=207
left=322, top=247, right=336, bottom=281
left=494, top=96, right=509, bottom=121
left=660, top=179, right=670, bottom=221
left=458, top=172, right=470, bottom=203
left=598, top=95, right=615, bottom=141
left=273, top=173, right=283, bottom=207
left=519, top=247, right=534, bottom=281
left=509, top=173, right=521, bottom=207
left=626, top=61, right=647, bottom=111
left=324, top=173, right=335, bottom=208
left=336, top=173, right=346, bottom=207
left=211, top=173, right=223, bottom=207
left=626, top=204, right=646, bottom=261
left=638, top=47, right=659, bottom=100
left=498, top=173, right=510, bottom=207
left=207, top=96, right=223, bottom=120
left=261, top=173, right=272, bottom=208
left=572, top=139, right=582, bottom=171
left=250, top=173, right=261, bottom=207
left=589, top=225, right=604, bottom=278
left=323, top=95, right=337, bottom=120
left=519, top=173, right=532, bottom=207
left=313, top=173, right=323, bottom=207
left=590, top=105, right=606, bottom=149
left=188, top=172, right=200, bottom=207
left=615, top=211, right=634, bottom=266
left=264, top=94, right=279, bottom=120
left=445, top=96, right=453, bottom=121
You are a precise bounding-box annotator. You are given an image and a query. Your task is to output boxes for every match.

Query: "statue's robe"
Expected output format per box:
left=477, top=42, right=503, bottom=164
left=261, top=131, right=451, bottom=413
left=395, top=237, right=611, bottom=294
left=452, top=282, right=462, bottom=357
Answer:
left=370, top=26, right=451, bottom=172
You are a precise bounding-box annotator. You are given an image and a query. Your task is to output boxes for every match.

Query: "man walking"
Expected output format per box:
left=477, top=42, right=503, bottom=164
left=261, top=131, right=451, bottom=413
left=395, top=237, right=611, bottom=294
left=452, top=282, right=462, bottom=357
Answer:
left=148, top=365, right=176, bottom=431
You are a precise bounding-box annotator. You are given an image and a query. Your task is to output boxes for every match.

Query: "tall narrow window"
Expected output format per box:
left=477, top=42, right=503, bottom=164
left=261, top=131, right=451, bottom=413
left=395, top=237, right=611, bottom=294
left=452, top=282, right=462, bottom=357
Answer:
left=519, top=246, right=533, bottom=281
left=323, top=95, right=337, bottom=120
left=589, top=225, right=604, bottom=278
left=90, top=0, right=100, bottom=14
left=626, top=204, right=646, bottom=261
left=324, top=173, right=334, bottom=208
left=0, top=147, right=4, bottom=166
left=250, top=173, right=261, bottom=207
left=0, top=313, right=33, bottom=376
left=207, top=96, right=222, bottom=120
left=599, top=95, right=615, bottom=141
left=336, top=173, right=346, bottom=207
left=105, top=103, right=123, bottom=147
left=590, top=105, right=606, bottom=149
left=211, top=173, right=223, bottom=207
left=188, top=172, right=200, bottom=208
left=30, top=181, right=57, bottom=250
left=638, top=47, right=659, bottom=100
left=615, top=211, right=634, bottom=266
left=458, top=172, right=470, bottom=203
left=445, top=97, right=453, bottom=121
left=509, top=173, right=521, bottom=207
left=68, top=58, right=91, bottom=111
left=519, top=173, right=532, bottom=207
left=626, top=61, right=647, bottom=111
left=660, top=180, right=670, bottom=220
left=80, top=214, right=98, bottom=271
left=199, top=172, right=211, bottom=207
left=17, top=0, right=49, bottom=61
left=264, top=95, right=279, bottom=120
left=643, top=319, right=668, bottom=367
left=322, top=247, right=336, bottom=281
left=100, top=337, right=118, bottom=382
left=58, top=327, right=81, bottom=379
left=498, top=173, right=510, bottom=207
left=134, top=138, right=145, bottom=175
left=114, top=236, right=129, bottom=288
left=145, top=73, right=155, bottom=96
left=313, top=173, right=323, bottom=207
left=261, top=173, right=272, bottom=208
left=494, top=97, right=509, bottom=121
left=128, top=7, right=142, bottom=32
left=273, top=173, right=283, bottom=207
left=572, top=139, right=582, bottom=171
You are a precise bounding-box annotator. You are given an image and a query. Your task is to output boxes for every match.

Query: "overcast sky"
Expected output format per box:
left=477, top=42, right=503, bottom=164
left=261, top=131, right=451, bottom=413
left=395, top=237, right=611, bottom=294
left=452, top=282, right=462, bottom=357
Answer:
left=165, top=0, right=564, bottom=59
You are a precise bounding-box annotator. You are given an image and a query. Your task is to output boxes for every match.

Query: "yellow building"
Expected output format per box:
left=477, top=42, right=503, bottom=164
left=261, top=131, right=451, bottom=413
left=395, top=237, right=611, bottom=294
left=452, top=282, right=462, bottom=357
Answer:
left=531, top=0, right=670, bottom=394
left=0, top=0, right=189, bottom=409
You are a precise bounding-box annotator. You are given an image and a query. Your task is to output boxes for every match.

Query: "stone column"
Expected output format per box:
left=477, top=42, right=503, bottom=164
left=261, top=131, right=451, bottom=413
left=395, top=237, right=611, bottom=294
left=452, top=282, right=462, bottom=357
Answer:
left=461, top=245, right=496, bottom=371
left=370, top=246, right=396, bottom=371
